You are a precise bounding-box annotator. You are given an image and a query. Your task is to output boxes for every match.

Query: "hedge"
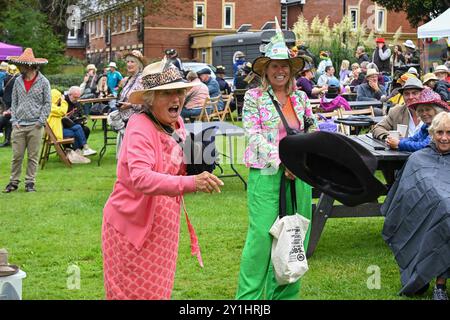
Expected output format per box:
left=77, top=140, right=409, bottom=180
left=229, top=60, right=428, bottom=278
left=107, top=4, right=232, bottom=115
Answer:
left=46, top=74, right=84, bottom=92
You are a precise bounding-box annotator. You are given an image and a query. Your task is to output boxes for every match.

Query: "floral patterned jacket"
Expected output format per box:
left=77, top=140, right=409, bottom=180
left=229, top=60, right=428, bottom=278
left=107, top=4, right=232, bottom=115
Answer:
left=243, top=86, right=317, bottom=170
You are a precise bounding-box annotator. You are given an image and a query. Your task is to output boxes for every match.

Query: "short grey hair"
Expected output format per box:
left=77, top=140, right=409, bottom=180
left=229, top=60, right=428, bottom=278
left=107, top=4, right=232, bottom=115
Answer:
left=360, top=61, right=369, bottom=69
left=357, top=46, right=365, bottom=52
left=366, top=63, right=379, bottom=72
left=428, top=111, right=450, bottom=136
left=142, top=91, right=156, bottom=111
left=186, top=71, right=198, bottom=81
left=68, top=86, right=82, bottom=95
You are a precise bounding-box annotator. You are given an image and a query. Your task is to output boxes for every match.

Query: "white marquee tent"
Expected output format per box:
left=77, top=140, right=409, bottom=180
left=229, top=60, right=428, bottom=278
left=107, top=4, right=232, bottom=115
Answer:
left=417, top=8, right=450, bottom=39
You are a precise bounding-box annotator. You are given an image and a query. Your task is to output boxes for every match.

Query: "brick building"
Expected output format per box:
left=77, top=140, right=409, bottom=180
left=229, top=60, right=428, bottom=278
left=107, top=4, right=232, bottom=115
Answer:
left=66, top=0, right=418, bottom=65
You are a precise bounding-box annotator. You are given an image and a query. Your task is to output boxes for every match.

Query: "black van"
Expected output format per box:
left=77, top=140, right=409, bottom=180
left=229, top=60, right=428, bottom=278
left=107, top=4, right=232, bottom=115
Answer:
left=211, top=29, right=296, bottom=78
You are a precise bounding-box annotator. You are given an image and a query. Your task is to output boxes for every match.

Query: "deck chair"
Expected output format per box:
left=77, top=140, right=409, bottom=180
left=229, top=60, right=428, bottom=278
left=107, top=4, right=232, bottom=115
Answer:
left=194, top=96, right=220, bottom=122
left=209, top=93, right=235, bottom=123
left=339, top=107, right=375, bottom=135
left=39, top=121, right=75, bottom=169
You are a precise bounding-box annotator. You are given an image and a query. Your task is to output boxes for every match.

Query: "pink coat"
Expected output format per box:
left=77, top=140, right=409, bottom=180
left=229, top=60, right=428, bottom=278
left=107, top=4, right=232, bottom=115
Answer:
left=103, top=113, right=196, bottom=250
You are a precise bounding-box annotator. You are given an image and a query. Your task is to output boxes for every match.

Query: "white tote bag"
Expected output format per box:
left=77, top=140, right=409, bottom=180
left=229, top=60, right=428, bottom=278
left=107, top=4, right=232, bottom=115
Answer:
left=269, top=176, right=310, bottom=285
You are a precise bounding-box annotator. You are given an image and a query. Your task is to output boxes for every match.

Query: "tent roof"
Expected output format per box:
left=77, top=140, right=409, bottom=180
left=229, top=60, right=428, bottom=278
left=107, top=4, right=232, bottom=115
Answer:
left=0, top=42, right=23, bottom=61
left=417, top=8, right=450, bottom=39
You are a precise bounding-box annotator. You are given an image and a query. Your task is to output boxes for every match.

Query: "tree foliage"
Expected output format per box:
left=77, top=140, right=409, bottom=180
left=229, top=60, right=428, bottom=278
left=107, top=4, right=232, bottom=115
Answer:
left=371, top=0, right=450, bottom=27
left=0, top=0, right=66, bottom=74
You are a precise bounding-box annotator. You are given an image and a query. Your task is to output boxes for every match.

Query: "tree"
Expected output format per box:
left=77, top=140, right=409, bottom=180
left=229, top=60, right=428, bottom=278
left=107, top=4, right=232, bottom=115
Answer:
left=0, top=0, right=66, bottom=74
left=371, top=0, right=450, bottom=27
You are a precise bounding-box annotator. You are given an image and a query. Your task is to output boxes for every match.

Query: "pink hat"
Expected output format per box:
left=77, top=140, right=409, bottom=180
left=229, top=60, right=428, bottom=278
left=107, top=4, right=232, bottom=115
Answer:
left=408, top=88, right=450, bottom=111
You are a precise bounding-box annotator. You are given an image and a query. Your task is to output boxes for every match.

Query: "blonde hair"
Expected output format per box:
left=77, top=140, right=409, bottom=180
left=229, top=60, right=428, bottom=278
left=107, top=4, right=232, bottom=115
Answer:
left=341, top=60, right=350, bottom=70
left=260, top=60, right=295, bottom=96
left=428, top=112, right=450, bottom=136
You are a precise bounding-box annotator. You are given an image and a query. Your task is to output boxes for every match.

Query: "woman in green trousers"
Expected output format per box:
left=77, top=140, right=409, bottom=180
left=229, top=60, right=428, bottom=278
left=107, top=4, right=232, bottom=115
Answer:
left=236, top=30, right=317, bottom=300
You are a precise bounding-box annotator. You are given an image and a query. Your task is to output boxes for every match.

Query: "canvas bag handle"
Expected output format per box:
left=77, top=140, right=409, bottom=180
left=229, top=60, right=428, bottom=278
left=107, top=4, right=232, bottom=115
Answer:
left=279, top=174, right=297, bottom=218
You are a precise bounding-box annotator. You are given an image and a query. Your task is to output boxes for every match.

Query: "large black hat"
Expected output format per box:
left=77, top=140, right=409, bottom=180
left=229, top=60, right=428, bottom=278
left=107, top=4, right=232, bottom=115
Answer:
left=279, top=132, right=386, bottom=207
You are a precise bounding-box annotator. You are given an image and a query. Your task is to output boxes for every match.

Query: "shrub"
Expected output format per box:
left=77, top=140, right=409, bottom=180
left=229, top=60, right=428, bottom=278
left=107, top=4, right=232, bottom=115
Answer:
left=46, top=74, right=84, bottom=92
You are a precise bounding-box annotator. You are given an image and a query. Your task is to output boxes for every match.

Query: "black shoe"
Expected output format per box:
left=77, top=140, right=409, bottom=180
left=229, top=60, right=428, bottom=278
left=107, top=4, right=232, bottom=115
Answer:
left=2, top=183, right=18, bottom=193
left=0, top=141, right=11, bottom=147
left=432, top=286, right=448, bottom=300
left=25, top=183, right=36, bottom=192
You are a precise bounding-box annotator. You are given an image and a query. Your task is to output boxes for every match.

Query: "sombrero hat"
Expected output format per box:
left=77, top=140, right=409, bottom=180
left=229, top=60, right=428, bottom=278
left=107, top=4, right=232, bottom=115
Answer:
left=129, top=58, right=199, bottom=104
left=279, top=131, right=386, bottom=207
left=7, top=48, right=48, bottom=66
left=252, top=17, right=307, bottom=77
left=0, top=248, right=19, bottom=277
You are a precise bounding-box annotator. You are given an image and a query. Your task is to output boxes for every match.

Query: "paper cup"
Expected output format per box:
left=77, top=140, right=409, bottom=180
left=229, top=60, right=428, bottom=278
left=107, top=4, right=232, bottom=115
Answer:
left=388, top=130, right=400, bottom=140
left=397, top=124, right=407, bottom=137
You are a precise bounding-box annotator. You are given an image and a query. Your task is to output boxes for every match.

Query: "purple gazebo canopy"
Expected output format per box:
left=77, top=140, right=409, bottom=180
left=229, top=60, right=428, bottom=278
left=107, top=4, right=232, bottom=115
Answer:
left=0, top=42, right=23, bottom=61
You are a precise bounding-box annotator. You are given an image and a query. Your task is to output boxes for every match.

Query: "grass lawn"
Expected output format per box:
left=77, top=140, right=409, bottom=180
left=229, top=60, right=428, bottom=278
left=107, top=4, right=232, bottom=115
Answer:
left=0, top=120, right=425, bottom=300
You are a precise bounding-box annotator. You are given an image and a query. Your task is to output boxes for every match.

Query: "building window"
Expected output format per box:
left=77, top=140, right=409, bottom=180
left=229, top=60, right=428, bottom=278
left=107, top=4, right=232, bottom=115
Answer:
left=201, top=48, right=207, bottom=63
left=101, top=17, right=104, bottom=36
left=113, top=15, right=118, bottom=33
left=376, top=8, right=386, bottom=32
left=134, top=6, right=140, bottom=24
left=68, top=29, right=77, bottom=39
left=122, top=13, right=126, bottom=32
left=128, top=13, right=132, bottom=30
left=194, top=3, right=205, bottom=28
left=224, top=4, right=234, bottom=29
left=349, top=7, right=359, bottom=30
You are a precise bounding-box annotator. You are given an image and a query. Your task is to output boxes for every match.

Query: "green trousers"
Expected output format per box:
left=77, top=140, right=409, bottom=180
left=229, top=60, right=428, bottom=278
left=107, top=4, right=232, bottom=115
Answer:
left=236, top=168, right=312, bottom=300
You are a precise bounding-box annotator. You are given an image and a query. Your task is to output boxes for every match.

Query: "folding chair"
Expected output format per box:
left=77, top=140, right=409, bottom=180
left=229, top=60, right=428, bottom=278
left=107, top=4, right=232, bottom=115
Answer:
left=209, top=93, right=235, bottom=123
left=193, top=96, right=220, bottom=122
left=39, top=121, right=75, bottom=169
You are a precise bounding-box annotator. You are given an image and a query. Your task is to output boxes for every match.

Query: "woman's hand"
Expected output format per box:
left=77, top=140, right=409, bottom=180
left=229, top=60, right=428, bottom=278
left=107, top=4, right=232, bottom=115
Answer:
left=195, top=171, right=224, bottom=194
left=285, top=168, right=296, bottom=180
left=118, top=102, right=132, bottom=110
left=386, top=136, right=400, bottom=149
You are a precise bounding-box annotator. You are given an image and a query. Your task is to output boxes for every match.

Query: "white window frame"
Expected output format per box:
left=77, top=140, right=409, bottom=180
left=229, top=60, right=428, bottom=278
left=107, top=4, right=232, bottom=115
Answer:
left=194, top=2, right=206, bottom=28
left=100, top=17, right=104, bottom=37
left=134, top=6, right=140, bottom=24
left=128, top=12, right=132, bottom=30
left=375, top=8, right=386, bottom=32
left=113, top=15, right=118, bottom=33
left=68, top=28, right=77, bottom=39
left=201, top=48, right=207, bottom=63
left=349, top=7, right=359, bottom=30
left=121, top=13, right=126, bottom=32
left=223, top=4, right=234, bottom=29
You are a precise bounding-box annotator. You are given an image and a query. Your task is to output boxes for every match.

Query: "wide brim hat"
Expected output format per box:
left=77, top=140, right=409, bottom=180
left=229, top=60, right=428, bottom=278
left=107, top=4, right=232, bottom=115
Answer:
left=86, top=64, right=97, bottom=72
left=398, top=77, right=424, bottom=94
left=279, top=131, right=387, bottom=207
left=422, top=73, right=439, bottom=84
left=124, top=50, right=146, bottom=66
left=215, top=65, right=226, bottom=74
left=129, top=59, right=199, bottom=104
left=252, top=17, right=307, bottom=77
left=108, top=62, right=117, bottom=68
left=365, top=68, right=379, bottom=78
left=0, top=62, right=8, bottom=71
left=7, top=48, right=48, bottom=66
left=403, top=40, right=416, bottom=49
left=434, top=65, right=449, bottom=75
left=407, top=88, right=449, bottom=111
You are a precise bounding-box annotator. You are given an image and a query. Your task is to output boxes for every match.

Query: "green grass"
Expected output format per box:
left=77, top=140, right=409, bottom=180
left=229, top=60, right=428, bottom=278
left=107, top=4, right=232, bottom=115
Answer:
left=0, top=121, right=426, bottom=300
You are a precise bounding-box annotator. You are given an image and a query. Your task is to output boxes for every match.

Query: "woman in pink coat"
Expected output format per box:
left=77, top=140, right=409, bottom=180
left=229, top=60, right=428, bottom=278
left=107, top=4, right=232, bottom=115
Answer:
left=102, top=60, right=223, bottom=300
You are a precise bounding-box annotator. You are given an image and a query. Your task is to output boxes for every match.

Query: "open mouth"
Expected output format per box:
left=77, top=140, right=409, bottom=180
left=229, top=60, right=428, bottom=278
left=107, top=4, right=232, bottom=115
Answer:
left=168, top=106, right=179, bottom=115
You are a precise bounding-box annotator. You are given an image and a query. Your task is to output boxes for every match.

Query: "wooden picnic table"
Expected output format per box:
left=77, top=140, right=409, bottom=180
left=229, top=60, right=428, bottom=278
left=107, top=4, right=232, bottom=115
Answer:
left=78, top=96, right=115, bottom=104
left=307, top=133, right=410, bottom=258
left=89, top=114, right=117, bottom=166
left=185, top=121, right=247, bottom=189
